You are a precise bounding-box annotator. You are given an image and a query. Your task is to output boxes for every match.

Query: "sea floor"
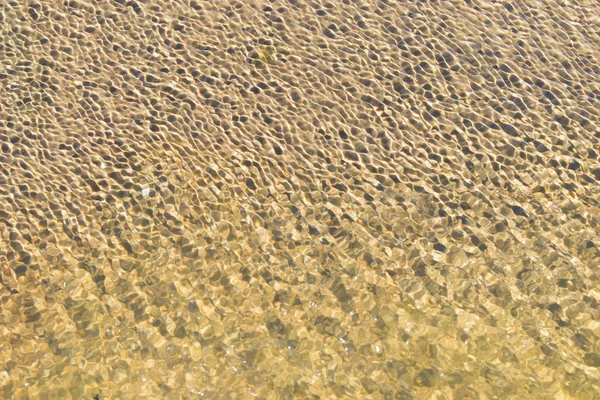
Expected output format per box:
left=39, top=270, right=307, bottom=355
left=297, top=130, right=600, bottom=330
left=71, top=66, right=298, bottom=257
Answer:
left=1, top=0, right=600, bottom=398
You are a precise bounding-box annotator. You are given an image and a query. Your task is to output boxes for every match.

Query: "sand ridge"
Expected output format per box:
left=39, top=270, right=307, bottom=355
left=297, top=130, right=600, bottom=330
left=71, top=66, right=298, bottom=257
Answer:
left=1, top=0, right=600, bottom=398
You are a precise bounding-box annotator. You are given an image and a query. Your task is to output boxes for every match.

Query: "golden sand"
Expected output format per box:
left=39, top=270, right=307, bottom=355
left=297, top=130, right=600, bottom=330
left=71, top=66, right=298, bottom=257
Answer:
left=1, top=0, right=600, bottom=398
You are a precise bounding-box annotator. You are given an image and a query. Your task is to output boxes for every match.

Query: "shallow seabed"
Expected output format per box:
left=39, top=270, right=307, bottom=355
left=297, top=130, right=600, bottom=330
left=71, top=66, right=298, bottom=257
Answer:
left=1, top=0, right=600, bottom=398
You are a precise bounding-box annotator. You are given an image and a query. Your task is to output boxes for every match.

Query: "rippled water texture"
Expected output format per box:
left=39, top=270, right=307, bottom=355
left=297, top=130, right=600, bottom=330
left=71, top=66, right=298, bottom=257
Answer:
left=1, top=0, right=600, bottom=398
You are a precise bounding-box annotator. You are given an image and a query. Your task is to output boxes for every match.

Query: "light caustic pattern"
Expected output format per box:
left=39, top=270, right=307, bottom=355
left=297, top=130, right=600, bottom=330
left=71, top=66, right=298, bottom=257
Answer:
left=1, top=0, right=600, bottom=398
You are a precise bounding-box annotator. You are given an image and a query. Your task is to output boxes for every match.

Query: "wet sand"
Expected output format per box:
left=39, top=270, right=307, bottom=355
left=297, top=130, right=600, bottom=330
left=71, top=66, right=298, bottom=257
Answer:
left=1, top=0, right=600, bottom=398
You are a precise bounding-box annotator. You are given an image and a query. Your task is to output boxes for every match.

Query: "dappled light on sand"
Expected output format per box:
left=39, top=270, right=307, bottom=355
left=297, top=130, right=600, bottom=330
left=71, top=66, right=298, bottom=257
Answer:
left=1, top=0, right=600, bottom=398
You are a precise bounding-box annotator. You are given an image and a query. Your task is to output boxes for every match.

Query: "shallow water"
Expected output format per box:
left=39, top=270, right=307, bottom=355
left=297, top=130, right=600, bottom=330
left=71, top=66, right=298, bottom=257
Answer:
left=1, top=0, right=600, bottom=398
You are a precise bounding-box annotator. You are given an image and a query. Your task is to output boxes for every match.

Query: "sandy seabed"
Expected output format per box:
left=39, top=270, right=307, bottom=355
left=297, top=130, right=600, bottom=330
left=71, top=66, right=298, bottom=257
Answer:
left=1, top=0, right=600, bottom=398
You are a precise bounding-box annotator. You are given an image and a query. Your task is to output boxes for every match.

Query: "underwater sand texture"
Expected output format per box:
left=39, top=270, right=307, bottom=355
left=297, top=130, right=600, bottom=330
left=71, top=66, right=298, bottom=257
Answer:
left=1, top=0, right=600, bottom=398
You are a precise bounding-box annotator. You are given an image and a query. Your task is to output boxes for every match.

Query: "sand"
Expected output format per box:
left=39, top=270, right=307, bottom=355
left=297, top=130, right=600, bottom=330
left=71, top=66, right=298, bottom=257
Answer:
left=1, top=0, right=600, bottom=398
